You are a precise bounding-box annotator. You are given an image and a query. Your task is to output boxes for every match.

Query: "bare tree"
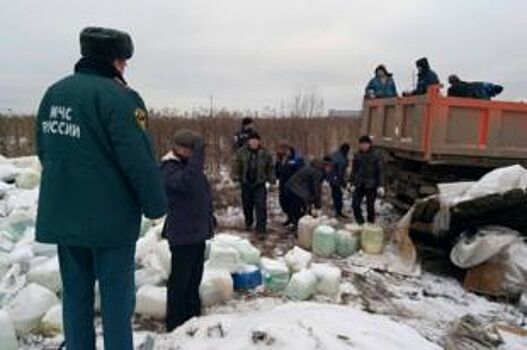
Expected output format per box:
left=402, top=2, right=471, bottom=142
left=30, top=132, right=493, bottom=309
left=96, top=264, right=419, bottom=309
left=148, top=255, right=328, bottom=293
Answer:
left=289, top=88, right=325, bottom=118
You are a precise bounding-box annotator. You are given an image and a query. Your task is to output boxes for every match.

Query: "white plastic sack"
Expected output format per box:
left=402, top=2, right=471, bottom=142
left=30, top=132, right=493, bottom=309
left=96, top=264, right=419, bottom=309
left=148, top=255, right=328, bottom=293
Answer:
left=0, top=182, right=11, bottom=199
left=311, top=263, right=342, bottom=297
left=450, top=226, right=519, bottom=269
left=0, top=264, right=26, bottom=307
left=284, top=246, right=312, bottom=273
left=199, top=269, right=234, bottom=307
left=335, top=229, right=359, bottom=258
left=0, top=163, right=19, bottom=183
left=297, top=216, right=319, bottom=250
left=312, top=225, right=336, bottom=257
left=135, top=268, right=164, bottom=289
left=285, top=269, right=317, bottom=300
left=8, top=243, right=34, bottom=265
left=0, top=310, right=17, bottom=350
left=27, top=256, right=62, bottom=293
left=136, top=228, right=160, bottom=264
left=260, top=257, right=290, bottom=292
left=135, top=285, right=167, bottom=319
left=15, top=168, right=40, bottom=190
left=213, top=234, right=261, bottom=265
left=207, top=241, right=243, bottom=273
left=460, top=165, right=527, bottom=203
left=361, top=224, right=384, bottom=255
left=6, top=283, right=58, bottom=334
left=40, top=304, right=63, bottom=336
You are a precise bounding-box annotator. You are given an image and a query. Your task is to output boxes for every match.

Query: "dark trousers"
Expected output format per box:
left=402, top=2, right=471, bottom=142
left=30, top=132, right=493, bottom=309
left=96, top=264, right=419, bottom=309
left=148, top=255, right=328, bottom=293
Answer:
left=58, top=244, right=135, bottom=350
left=331, top=184, right=344, bottom=215
left=278, top=184, right=290, bottom=220
left=283, top=189, right=307, bottom=226
left=352, top=186, right=377, bottom=224
left=241, top=183, right=267, bottom=233
left=166, top=243, right=205, bottom=331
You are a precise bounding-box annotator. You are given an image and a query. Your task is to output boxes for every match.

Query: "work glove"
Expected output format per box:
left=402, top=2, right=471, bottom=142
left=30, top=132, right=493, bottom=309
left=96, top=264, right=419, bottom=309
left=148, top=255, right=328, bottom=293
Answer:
left=377, top=187, right=385, bottom=198
left=265, top=182, right=271, bottom=191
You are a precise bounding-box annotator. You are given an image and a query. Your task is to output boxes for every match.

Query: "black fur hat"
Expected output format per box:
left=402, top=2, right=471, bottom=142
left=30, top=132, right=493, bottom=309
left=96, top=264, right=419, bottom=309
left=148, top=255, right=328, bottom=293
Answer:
left=80, top=27, right=134, bottom=61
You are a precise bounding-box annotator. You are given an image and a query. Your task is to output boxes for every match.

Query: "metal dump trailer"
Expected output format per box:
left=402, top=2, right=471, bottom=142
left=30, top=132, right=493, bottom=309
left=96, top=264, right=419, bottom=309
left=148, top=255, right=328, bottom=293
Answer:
left=361, top=85, right=527, bottom=207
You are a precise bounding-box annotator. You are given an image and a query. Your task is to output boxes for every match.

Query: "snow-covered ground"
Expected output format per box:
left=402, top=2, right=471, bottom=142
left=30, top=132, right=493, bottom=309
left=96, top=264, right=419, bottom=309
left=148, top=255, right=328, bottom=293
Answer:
left=1, top=157, right=526, bottom=349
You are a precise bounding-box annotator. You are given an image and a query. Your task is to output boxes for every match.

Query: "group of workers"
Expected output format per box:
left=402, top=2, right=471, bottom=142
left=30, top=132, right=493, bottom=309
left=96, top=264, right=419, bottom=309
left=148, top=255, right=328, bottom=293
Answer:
left=364, top=57, right=503, bottom=100
left=231, top=118, right=384, bottom=240
left=33, top=26, right=510, bottom=350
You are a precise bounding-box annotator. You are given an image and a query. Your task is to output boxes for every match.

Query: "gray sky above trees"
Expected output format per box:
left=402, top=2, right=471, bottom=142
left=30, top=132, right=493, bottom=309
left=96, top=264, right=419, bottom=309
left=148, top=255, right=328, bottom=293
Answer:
left=1, top=0, right=526, bottom=114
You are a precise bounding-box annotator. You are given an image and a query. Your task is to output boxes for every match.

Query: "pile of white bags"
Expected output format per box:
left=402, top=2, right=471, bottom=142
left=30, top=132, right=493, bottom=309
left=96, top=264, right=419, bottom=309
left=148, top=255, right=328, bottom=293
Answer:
left=311, top=263, right=342, bottom=297
left=312, top=225, right=336, bottom=257
left=285, top=269, right=317, bottom=300
left=0, top=310, right=17, bottom=350
left=284, top=246, right=312, bottom=273
left=261, top=258, right=290, bottom=292
left=199, top=269, right=234, bottom=307
left=135, top=285, right=167, bottom=319
left=26, top=256, right=62, bottom=293
left=6, top=283, right=58, bottom=334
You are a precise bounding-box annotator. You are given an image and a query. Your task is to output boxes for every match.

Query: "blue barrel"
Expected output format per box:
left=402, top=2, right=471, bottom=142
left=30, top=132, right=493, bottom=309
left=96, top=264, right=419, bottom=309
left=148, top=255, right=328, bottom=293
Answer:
left=231, top=267, right=262, bottom=291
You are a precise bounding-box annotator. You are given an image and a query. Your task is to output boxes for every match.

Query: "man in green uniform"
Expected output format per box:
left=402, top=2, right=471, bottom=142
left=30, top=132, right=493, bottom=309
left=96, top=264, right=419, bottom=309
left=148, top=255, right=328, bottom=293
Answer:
left=35, top=27, right=167, bottom=350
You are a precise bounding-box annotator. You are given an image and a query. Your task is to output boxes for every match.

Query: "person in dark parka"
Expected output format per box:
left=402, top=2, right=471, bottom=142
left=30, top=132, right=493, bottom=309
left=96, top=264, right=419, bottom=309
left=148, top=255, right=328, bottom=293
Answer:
left=233, top=117, right=255, bottom=150
left=283, top=159, right=325, bottom=229
left=350, top=135, right=384, bottom=224
left=231, top=131, right=274, bottom=239
left=447, top=75, right=503, bottom=100
left=365, top=65, right=398, bottom=99
left=35, top=27, right=167, bottom=350
left=275, top=141, right=305, bottom=225
left=410, top=57, right=440, bottom=95
left=161, top=130, right=214, bottom=331
left=329, top=143, right=351, bottom=218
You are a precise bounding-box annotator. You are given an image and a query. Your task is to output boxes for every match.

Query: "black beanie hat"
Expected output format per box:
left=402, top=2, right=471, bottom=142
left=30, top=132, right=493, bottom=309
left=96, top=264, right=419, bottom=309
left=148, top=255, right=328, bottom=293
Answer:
left=359, top=135, right=372, bottom=144
left=248, top=131, right=260, bottom=140
left=242, top=117, right=253, bottom=126
left=416, top=57, right=430, bottom=70
left=80, top=27, right=134, bottom=62
left=173, top=130, right=201, bottom=149
left=375, top=64, right=393, bottom=78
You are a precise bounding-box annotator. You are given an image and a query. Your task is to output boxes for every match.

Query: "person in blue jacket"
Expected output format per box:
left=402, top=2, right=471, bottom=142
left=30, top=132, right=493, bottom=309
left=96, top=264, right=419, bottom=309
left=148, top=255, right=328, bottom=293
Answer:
left=447, top=75, right=504, bottom=100
left=161, top=130, right=215, bottom=331
left=35, top=27, right=167, bottom=350
left=365, top=65, right=398, bottom=99
left=409, top=57, right=440, bottom=95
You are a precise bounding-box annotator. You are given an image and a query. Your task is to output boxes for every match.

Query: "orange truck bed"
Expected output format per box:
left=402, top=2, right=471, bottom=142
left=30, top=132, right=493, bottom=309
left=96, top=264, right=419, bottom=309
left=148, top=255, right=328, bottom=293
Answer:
left=361, top=86, right=527, bottom=166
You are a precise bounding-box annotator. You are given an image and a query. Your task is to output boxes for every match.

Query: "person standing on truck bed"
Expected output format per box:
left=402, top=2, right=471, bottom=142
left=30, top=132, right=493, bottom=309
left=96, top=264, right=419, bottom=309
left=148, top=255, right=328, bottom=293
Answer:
left=231, top=131, right=275, bottom=240
left=328, top=143, right=351, bottom=219
left=406, top=57, right=440, bottom=96
left=233, top=117, right=255, bottom=150
left=447, top=75, right=503, bottom=100
left=350, top=135, right=384, bottom=224
left=35, top=27, right=167, bottom=350
left=365, top=64, right=398, bottom=99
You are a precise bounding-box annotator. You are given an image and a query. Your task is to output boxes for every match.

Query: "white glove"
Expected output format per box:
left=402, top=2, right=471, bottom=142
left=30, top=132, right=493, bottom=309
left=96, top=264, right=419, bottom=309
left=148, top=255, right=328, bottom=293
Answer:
left=377, top=187, right=385, bottom=197
left=265, top=182, right=271, bottom=191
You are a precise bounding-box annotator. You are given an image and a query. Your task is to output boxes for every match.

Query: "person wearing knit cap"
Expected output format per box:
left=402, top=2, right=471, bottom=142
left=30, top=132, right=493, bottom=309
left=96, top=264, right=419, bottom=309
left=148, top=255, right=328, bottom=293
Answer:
left=407, top=57, right=440, bottom=95
left=35, top=27, right=166, bottom=350
left=233, top=117, right=256, bottom=150
left=160, top=130, right=214, bottom=331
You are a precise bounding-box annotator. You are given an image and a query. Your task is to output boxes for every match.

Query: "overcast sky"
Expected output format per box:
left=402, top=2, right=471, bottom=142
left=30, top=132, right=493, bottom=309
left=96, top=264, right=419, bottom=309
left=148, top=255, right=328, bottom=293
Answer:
left=1, top=0, right=526, bottom=114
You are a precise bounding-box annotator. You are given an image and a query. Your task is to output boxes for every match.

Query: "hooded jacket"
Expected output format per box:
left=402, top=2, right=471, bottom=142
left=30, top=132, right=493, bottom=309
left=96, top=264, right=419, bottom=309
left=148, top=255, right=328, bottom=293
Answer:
left=365, top=77, right=398, bottom=98
left=275, top=147, right=305, bottom=187
left=285, top=163, right=324, bottom=209
left=161, top=148, right=214, bottom=246
left=414, top=58, right=440, bottom=95
left=350, top=149, right=384, bottom=189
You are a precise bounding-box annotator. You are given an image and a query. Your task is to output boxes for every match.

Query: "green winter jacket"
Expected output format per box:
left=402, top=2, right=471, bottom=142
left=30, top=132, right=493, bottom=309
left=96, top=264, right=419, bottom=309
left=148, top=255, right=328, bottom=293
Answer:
left=35, top=66, right=167, bottom=247
left=231, top=146, right=274, bottom=186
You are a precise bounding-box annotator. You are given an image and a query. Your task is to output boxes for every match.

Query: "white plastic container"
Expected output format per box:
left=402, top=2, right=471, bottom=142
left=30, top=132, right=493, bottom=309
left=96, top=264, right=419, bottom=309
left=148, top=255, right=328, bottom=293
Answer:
left=312, top=225, right=336, bottom=257
left=260, top=258, right=290, bottom=292
left=361, top=224, right=385, bottom=255
left=285, top=269, right=317, bottom=300
left=199, top=268, right=234, bottom=307
left=207, top=242, right=243, bottom=273
left=335, top=229, right=359, bottom=258
left=285, top=246, right=312, bottom=273
left=311, top=263, right=342, bottom=297
left=26, top=256, right=62, bottom=293
left=135, top=285, right=167, bottom=319
left=297, top=216, right=319, bottom=250
left=40, top=304, right=63, bottom=336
